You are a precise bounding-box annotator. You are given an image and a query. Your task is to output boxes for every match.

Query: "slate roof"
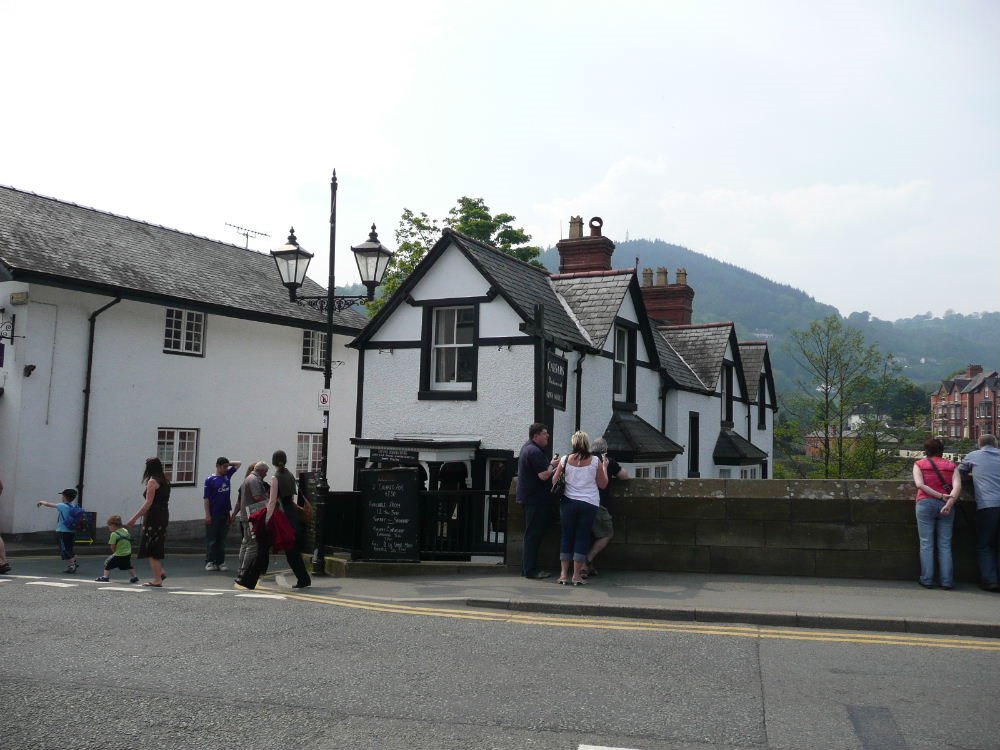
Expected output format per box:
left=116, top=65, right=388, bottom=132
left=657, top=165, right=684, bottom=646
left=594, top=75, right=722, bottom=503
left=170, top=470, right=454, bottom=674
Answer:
left=602, top=410, right=684, bottom=462
left=652, top=329, right=710, bottom=392
left=713, top=429, right=768, bottom=466
left=550, top=269, right=634, bottom=348
left=961, top=371, right=1000, bottom=395
left=738, top=342, right=768, bottom=401
left=659, top=322, right=735, bottom=390
left=0, top=185, right=367, bottom=332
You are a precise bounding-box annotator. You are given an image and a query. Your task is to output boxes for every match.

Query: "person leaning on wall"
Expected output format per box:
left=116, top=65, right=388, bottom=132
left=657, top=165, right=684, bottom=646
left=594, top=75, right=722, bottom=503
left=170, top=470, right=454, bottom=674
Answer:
left=959, top=434, right=1000, bottom=592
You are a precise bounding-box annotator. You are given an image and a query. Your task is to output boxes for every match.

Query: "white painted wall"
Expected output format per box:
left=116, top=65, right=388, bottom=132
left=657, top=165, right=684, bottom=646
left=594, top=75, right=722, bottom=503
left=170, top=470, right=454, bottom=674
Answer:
left=0, top=282, right=358, bottom=533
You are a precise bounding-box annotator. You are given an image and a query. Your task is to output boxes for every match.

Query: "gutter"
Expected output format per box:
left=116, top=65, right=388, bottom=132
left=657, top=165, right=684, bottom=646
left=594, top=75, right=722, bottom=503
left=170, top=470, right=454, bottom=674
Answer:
left=77, top=296, right=122, bottom=505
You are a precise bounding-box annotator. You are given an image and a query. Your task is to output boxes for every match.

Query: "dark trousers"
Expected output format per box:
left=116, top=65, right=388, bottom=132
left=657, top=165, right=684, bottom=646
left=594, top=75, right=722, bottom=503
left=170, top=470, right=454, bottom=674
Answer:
left=205, top=515, right=230, bottom=565
left=977, top=507, right=1000, bottom=586
left=237, top=539, right=270, bottom=590
left=521, top=504, right=549, bottom=576
left=285, top=546, right=311, bottom=587
left=559, top=498, right=599, bottom=562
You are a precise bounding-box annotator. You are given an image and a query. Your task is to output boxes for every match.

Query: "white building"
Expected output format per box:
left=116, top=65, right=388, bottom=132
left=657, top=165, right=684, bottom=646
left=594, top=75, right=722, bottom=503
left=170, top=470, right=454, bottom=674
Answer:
left=0, top=186, right=364, bottom=535
left=350, top=215, right=775, bottom=491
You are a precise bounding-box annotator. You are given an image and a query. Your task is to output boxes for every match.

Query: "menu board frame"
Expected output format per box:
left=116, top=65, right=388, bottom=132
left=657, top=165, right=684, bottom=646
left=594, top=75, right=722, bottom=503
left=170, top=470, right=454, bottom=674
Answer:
left=359, top=468, right=421, bottom=562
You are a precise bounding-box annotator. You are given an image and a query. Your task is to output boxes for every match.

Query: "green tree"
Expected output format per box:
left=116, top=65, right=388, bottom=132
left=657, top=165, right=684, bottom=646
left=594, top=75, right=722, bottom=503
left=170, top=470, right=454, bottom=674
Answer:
left=786, top=315, right=884, bottom=478
left=367, top=197, right=541, bottom=316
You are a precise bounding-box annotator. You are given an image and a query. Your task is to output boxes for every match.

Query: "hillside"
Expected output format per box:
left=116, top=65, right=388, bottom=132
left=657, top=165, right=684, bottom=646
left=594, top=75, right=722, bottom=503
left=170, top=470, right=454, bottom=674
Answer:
left=539, top=240, right=1000, bottom=396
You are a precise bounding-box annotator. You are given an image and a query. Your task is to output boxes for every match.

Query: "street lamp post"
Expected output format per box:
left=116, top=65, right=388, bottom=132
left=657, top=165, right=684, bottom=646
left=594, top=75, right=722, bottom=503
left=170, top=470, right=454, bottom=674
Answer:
left=271, top=170, right=392, bottom=575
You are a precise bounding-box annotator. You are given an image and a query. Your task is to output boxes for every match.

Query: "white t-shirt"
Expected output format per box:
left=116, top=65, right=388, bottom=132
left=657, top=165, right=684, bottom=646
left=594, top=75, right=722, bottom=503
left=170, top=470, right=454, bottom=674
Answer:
left=564, top=456, right=601, bottom=506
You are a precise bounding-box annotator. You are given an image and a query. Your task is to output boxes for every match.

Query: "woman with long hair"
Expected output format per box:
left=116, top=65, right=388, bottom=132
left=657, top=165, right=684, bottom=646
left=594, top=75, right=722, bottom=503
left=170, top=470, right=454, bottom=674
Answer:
left=266, top=450, right=311, bottom=589
left=127, top=456, right=171, bottom=586
left=912, top=437, right=962, bottom=589
left=550, top=431, right=608, bottom=585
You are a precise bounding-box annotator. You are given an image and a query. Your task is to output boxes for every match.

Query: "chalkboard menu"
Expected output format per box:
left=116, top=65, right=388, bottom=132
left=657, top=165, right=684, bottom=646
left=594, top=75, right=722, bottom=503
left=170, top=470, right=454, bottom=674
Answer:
left=545, top=352, right=568, bottom=411
left=359, top=468, right=421, bottom=562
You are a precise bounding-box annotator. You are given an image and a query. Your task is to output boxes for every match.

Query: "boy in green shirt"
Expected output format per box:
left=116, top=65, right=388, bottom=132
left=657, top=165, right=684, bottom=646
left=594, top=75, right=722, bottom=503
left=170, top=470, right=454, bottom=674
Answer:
left=95, top=515, right=138, bottom=583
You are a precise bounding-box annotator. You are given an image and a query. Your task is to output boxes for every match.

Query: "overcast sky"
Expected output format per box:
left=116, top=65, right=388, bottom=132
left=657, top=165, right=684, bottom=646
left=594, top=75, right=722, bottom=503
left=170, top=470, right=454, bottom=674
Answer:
left=2, top=1, right=997, bottom=321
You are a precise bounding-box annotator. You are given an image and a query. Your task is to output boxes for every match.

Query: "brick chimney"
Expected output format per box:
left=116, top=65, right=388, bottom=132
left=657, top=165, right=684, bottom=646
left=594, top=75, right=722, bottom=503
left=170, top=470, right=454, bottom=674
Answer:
left=640, top=267, right=695, bottom=325
left=965, top=364, right=984, bottom=379
left=556, top=216, right=615, bottom=273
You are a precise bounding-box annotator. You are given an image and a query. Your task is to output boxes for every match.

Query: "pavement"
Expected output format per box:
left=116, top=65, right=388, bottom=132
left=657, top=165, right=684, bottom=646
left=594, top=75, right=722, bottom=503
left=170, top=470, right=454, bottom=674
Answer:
left=4, top=539, right=998, bottom=639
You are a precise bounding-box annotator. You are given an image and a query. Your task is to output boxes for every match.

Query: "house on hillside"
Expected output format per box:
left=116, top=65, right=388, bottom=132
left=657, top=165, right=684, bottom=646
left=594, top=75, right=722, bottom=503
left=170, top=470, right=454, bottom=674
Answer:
left=931, top=364, right=999, bottom=441
left=0, top=186, right=365, bottom=535
left=349, top=215, right=776, bottom=492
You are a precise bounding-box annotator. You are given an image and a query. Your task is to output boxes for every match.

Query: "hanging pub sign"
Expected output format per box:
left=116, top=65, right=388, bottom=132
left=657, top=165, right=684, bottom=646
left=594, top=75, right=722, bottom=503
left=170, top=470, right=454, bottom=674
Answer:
left=544, top=352, right=568, bottom=411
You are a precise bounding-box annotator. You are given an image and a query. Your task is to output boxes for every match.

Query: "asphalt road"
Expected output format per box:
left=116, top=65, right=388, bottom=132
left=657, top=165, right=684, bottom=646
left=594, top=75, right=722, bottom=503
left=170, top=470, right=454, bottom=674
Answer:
left=2, top=556, right=999, bottom=750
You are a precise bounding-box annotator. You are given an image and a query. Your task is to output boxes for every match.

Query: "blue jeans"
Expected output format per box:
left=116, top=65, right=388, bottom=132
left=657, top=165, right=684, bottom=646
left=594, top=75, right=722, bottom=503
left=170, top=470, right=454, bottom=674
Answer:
left=915, top=499, right=954, bottom=587
left=559, top=498, right=598, bottom=562
left=521, top=504, right=549, bottom=576
left=976, top=507, right=1000, bottom=586
left=205, top=515, right=230, bottom=565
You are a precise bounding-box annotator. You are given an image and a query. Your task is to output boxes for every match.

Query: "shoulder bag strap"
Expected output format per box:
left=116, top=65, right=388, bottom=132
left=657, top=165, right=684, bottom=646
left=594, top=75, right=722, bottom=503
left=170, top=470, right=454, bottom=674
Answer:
left=926, top=457, right=952, bottom=492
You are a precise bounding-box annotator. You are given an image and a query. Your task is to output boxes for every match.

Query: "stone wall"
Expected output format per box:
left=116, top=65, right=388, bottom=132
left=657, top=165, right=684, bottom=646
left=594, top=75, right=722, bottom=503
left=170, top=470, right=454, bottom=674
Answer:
left=506, top=479, right=979, bottom=581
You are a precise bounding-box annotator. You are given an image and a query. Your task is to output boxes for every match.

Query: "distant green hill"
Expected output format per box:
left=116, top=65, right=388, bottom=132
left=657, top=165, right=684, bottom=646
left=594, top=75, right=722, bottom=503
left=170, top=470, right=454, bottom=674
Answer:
left=539, top=239, right=999, bottom=396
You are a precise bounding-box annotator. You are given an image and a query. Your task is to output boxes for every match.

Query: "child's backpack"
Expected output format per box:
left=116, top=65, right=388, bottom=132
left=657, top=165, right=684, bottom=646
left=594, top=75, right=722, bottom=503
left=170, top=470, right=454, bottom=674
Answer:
left=66, top=504, right=86, bottom=531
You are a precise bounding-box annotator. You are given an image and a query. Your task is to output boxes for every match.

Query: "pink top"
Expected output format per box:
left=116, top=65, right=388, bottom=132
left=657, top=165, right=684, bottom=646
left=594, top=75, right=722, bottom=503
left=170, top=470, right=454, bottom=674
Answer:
left=914, top=457, right=957, bottom=501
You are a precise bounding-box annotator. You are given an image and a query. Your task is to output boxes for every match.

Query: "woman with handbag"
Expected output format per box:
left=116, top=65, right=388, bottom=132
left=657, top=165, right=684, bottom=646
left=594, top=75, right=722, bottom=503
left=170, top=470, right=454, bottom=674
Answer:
left=270, top=449, right=312, bottom=590
left=912, top=437, right=962, bottom=589
left=550, top=431, right=608, bottom=586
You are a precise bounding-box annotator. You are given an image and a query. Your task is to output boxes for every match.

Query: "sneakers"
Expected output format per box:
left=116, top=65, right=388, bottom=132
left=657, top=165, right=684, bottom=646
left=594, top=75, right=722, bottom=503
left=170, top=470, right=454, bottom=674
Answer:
left=205, top=562, right=218, bottom=571
left=95, top=576, right=110, bottom=582
left=129, top=576, right=140, bottom=584
left=217, top=563, right=228, bottom=572
left=0, top=563, right=11, bottom=574
left=64, top=563, right=79, bottom=574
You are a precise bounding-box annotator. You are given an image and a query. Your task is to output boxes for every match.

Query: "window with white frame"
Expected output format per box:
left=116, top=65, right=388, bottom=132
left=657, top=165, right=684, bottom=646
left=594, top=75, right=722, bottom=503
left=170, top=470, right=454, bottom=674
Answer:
left=634, top=466, right=651, bottom=478
left=718, top=468, right=732, bottom=479
left=157, top=428, right=198, bottom=484
left=613, top=326, right=628, bottom=399
left=302, top=330, right=328, bottom=370
left=163, top=309, right=205, bottom=355
left=432, top=306, right=475, bottom=389
left=296, top=433, right=324, bottom=474
left=654, top=465, right=670, bottom=479
left=740, top=467, right=758, bottom=479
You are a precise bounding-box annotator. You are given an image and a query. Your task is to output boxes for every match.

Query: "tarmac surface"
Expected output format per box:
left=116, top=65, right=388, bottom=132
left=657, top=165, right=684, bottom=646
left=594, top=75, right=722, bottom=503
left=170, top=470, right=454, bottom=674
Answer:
left=4, top=538, right=998, bottom=638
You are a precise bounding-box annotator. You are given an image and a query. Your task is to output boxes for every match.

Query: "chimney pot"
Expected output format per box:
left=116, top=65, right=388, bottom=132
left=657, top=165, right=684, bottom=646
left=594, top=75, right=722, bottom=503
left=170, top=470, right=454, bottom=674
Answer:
left=642, top=268, right=653, bottom=287
left=656, top=267, right=668, bottom=287
left=589, top=217, right=603, bottom=237
left=568, top=216, right=584, bottom=239
left=676, top=268, right=688, bottom=286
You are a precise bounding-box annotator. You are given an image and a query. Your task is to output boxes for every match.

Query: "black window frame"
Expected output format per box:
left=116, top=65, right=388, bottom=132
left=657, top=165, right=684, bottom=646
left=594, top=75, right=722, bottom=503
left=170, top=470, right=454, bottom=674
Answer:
left=419, top=304, right=479, bottom=401
left=757, top=374, right=767, bottom=430
left=687, top=411, right=700, bottom=478
left=611, top=318, right=638, bottom=411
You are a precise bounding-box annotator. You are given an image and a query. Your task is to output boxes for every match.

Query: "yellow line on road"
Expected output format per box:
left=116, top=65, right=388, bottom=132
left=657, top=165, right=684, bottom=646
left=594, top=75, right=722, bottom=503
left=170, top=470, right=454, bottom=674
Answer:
left=259, top=587, right=1000, bottom=652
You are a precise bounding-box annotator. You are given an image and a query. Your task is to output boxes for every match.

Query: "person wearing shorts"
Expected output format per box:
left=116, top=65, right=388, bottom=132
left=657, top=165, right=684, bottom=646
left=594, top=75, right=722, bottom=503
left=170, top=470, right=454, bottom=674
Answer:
left=96, top=515, right=138, bottom=583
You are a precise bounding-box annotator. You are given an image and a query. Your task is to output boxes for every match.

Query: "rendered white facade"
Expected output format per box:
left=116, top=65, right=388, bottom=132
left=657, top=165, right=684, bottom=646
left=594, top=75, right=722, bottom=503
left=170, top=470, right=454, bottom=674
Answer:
left=0, top=282, right=358, bottom=534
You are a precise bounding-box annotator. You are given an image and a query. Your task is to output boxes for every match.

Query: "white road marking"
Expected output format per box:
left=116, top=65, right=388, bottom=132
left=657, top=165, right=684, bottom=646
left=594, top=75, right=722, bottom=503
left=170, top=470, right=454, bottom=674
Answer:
left=0, top=579, right=10, bottom=583
left=5, top=574, right=45, bottom=579
left=235, top=593, right=286, bottom=600
left=99, top=587, right=148, bottom=593
left=169, top=591, right=225, bottom=596
left=579, top=746, right=641, bottom=750
left=26, top=581, right=76, bottom=588
left=62, top=578, right=101, bottom=583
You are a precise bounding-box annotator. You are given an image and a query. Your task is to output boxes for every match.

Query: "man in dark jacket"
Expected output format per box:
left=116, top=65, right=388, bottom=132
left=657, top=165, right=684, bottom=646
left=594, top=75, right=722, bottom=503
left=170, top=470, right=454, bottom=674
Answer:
left=517, top=422, right=559, bottom=579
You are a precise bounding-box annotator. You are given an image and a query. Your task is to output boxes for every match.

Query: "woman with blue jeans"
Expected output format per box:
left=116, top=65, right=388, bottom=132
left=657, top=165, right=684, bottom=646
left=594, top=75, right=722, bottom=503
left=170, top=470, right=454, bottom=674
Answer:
left=551, top=431, right=608, bottom=586
left=912, top=437, right=962, bottom=589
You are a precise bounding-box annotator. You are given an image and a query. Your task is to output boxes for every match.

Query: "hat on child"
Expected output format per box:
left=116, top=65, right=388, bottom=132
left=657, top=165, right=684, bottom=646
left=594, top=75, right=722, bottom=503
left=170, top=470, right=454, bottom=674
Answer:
left=61, top=488, right=78, bottom=501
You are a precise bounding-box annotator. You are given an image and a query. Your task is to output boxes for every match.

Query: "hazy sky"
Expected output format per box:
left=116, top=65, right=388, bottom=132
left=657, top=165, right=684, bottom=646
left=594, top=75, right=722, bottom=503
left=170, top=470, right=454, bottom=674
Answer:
left=2, top=1, right=997, bottom=320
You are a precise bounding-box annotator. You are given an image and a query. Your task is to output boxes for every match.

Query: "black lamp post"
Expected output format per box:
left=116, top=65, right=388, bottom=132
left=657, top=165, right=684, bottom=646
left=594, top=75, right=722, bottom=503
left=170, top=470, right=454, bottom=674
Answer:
left=270, top=170, right=392, bottom=575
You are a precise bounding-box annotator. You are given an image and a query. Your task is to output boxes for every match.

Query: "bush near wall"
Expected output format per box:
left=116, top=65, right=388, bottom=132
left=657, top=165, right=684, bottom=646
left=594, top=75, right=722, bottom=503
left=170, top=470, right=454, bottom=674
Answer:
left=506, top=479, right=979, bottom=582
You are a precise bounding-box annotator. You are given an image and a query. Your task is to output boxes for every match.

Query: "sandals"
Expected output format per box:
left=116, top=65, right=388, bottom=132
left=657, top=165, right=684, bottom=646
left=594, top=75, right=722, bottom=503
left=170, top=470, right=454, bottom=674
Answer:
left=142, top=581, right=163, bottom=587
left=572, top=578, right=587, bottom=586
left=557, top=577, right=570, bottom=585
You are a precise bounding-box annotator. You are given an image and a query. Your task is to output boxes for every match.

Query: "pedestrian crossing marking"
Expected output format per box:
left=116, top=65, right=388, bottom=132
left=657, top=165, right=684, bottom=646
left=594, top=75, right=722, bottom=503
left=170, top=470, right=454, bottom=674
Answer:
left=169, top=591, right=225, bottom=596
left=98, top=587, right=147, bottom=593
left=5, top=574, right=45, bottom=579
left=26, top=581, right=76, bottom=588
left=235, top=593, right=286, bottom=600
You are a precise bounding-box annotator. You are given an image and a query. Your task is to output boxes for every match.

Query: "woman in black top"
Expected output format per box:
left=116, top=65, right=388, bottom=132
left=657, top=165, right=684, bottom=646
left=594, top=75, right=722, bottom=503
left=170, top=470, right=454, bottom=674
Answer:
left=266, top=450, right=311, bottom=590
left=127, top=457, right=171, bottom=586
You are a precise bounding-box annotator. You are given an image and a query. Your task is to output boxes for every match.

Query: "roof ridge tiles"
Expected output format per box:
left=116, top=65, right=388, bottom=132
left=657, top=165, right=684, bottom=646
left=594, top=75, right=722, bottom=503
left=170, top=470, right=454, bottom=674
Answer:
left=443, top=228, right=550, bottom=276
left=0, top=183, right=257, bottom=254
left=662, top=321, right=735, bottom=331
left=550, top=268, right=636, bottom=280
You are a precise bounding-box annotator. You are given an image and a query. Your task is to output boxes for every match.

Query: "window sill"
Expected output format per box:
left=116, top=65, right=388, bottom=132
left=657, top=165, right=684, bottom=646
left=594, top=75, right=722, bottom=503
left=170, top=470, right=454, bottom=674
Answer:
left=418, top=390, right=477, bottom=401
left=162, top=349, right=205, bottom=358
